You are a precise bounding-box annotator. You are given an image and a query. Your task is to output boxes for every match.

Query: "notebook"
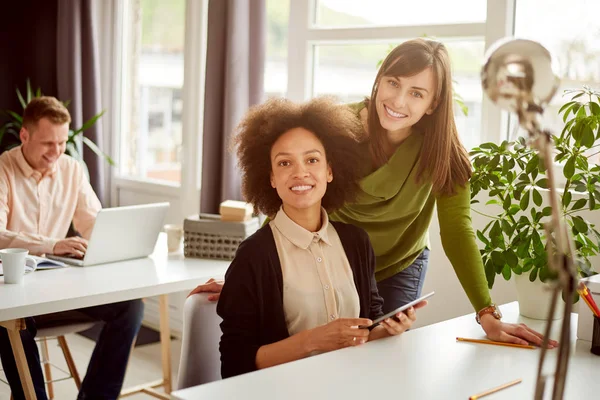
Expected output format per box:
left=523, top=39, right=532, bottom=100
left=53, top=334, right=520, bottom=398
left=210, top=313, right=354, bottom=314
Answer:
left=0, top=255, right=66, bottom=276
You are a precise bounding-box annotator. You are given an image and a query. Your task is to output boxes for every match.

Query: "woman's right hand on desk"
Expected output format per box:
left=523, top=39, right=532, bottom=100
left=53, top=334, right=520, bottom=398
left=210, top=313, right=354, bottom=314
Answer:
left=306, top=318, right=372, bottom=352
left=53, top=236, right=88, bottom=258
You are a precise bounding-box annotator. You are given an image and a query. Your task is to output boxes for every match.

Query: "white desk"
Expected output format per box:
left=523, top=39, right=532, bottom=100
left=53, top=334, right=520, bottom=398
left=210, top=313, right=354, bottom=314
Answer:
left=172, top=303, right=600, bottom=400
left=0, top=239, right=230, bottom=400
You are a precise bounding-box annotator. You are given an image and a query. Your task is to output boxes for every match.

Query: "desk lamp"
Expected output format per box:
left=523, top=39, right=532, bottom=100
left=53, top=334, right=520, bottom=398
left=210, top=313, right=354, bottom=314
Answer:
left=481, top=38, right=577, bottom=400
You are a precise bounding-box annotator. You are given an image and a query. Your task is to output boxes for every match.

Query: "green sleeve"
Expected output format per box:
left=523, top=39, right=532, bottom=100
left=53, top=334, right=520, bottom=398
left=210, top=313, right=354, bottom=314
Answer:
left=436, top=182, right=492, bottom=312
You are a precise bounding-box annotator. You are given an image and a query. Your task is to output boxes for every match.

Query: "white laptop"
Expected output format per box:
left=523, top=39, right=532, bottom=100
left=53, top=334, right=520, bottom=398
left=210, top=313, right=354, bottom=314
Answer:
left=47, top=202, right=170, bottom=267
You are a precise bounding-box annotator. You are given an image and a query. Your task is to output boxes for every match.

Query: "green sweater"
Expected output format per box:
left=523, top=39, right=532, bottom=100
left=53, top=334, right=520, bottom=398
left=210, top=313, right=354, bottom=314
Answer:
left=328, top=102, right=492, bottom=311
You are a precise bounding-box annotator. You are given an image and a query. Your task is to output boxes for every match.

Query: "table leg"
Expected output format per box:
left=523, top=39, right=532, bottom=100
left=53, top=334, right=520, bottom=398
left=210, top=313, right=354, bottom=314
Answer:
left=159, top=294, right=172, bottom=394
left=0, top=319, right=37, bottom=400
left=119, top=294, right=172, bottom=399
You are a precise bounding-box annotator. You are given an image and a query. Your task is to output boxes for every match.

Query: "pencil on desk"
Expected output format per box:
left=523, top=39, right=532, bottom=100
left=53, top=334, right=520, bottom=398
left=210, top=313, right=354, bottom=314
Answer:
left=468, top=378, right=522, bottom=400
left=456, top=337, right=536, bottom=349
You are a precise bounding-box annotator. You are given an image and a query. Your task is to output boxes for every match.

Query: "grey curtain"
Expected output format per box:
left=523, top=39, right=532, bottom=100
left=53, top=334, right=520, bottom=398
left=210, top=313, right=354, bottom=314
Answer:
left=200, top=0, right=266, bottom=214
left=56, top=0, right=105, bottom=205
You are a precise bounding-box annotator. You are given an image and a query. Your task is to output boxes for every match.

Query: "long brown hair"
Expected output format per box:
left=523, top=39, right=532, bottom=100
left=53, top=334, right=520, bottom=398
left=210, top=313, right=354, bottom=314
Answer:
left=367, top=38, right=471, bottom=196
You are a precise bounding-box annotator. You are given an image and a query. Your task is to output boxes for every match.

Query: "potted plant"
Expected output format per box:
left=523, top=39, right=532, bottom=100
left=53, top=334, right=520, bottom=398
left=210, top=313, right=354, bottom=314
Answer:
left=470, top=86, right=599, bottom=319
left=0, top=80, right=114, bottom=175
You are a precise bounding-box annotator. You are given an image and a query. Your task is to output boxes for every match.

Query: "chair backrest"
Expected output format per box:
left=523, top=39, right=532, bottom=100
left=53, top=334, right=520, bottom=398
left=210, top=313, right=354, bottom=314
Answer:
left=176, top=293, right=223, bottom=390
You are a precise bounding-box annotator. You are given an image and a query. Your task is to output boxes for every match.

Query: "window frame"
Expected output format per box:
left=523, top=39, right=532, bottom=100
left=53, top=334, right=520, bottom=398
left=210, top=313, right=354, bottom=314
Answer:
left=286, top=0, right=516, bottom=145
left=105, top=0, right=208, bottom=219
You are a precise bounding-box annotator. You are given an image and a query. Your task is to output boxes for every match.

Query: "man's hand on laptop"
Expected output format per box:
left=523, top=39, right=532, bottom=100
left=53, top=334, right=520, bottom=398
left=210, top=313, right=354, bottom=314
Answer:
left=187, top=278, right=224, bottom=301
left=53, top=237, right=88, bottom=258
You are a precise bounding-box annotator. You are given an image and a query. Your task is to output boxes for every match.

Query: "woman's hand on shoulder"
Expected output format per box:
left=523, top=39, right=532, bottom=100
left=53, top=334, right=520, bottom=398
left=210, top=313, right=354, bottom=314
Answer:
left=187, top=278, right=224, bottom=301
left=305, top=318, right=372, bottom=353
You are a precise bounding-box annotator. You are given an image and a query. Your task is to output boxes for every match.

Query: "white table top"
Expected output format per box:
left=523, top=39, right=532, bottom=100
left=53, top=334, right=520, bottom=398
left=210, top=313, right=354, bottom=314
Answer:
left=171, top=302, right=600, bottom=400
left=0, top=238, right=230, bottom=322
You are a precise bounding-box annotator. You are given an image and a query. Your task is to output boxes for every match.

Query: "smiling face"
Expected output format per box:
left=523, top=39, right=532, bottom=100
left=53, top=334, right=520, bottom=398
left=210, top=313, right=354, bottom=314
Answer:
left=375, top=67, right=437, bottom=143
left=270, top=127, right=333, bottom=219
left=20, top=117, right=69, bottom=173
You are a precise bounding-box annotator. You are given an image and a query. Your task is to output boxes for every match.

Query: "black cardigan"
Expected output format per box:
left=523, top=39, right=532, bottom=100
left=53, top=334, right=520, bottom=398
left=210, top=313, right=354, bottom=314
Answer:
left=216, top=220, right=384, bottom=378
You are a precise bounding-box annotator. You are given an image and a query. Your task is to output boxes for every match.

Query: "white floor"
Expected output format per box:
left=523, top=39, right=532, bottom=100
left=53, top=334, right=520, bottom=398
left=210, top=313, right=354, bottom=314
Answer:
left=0, top=332, right=182, bottom=399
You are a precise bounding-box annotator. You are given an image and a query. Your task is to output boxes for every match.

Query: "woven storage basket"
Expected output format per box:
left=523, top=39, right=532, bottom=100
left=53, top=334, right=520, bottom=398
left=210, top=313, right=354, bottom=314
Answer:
left=183, top=213, right=259, bottom=260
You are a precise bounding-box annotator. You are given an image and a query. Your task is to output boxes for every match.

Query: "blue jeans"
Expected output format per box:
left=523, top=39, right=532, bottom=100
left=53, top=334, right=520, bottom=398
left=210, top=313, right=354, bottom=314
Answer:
left=376, top=248, right=430, bottom=314
left=0, top=299, right=144, bottom=400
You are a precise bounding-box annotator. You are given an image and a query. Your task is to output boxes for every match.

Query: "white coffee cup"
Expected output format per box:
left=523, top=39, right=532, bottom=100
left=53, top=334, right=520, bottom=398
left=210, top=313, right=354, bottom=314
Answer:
left=164, top=224, right=183, bottom=253
left=0, top=248, right=35, bottom=284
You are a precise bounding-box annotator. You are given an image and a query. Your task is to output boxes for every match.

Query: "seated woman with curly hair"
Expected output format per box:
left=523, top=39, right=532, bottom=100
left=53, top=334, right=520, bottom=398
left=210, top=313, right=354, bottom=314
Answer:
left=217, top=97, right=427, bottom=378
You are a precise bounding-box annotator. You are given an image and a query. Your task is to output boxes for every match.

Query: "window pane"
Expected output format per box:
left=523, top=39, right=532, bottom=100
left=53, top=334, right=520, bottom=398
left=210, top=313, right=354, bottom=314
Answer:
left=315, top=0, right=486, bottom=27
left=121, top=0, right=185, bottom=183
left=512, top=0, right=600, bottom=144
left=265, top=0, right=289, bottom=97
left=312, top=39, right=484, bottom=150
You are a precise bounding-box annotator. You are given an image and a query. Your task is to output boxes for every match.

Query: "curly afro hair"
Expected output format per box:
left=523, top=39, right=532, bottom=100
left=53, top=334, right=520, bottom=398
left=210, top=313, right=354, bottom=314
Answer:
left=232, top=96, right=368, bottom=217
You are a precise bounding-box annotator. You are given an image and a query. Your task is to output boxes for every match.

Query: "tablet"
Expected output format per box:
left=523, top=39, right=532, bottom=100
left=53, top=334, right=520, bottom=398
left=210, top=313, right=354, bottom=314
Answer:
left=360, top=291, right=435, bottom=330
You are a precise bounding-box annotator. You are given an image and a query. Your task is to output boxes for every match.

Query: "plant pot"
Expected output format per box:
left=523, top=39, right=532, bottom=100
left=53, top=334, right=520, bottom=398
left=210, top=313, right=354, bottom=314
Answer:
left=514, top=272, right=565, bottom=320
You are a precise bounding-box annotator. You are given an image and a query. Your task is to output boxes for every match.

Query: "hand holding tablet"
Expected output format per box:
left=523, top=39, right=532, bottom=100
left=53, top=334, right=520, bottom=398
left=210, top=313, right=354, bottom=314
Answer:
left=360, top=291, right=435, bottom=330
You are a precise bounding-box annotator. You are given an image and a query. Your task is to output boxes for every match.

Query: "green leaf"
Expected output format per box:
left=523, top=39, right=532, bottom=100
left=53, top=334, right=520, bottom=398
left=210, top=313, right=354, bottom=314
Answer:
left=522, top=259, right=534, bottom=272
left=513, top=264, right=523, bottom=275
left=6, top=110, right=22, bottom=123
left=559, top=101, right=576, bottom=115
left=533, top=189, right=542, bottom=207
left=501, top=220, right=514, bottom=236
left=576, top=103, right=587, bottom=118
left=539, top=266, right=549, bottom=282
left=520, top=190, right=530, bottom=211
left=526, top=155, right=538, bottom=174
left=590, top=101, right=600, bottom=115
left=491, top=251, right=505, bottom=268
left=582, top=124, right=595, bottom=148
left=16, top=87, right=26, bottom=109
left=562, top=190, right=572, bottom=208
left=590, top=192, right=596, bottom=211
left=532, top=230, right=544, bottom=254
left=571, top=198, right=587, bottom=211
left=71, top=110, right=106, bottom=136
left=502, top=265, right=512, bottom=280
left=488, top=154, right=500, bottom=170
left=564, top=156, right=576, bottom=179
left=536, top=178, right=548, bottom=189
left=485, top=259, right=496, bottom=289
left=476, top=231, right=490, bottom=246
left=529, top=267, right=538, bottom=282
left=517, top=238, right=531, bottom=258
left=26, top=79, right=32, bottom=104
left=572, top=216, right=589, bottom=234
left=509, top=204, right=521, bottom=215
left=503, top=196, right=511, bottom=211
left=504, top=249, right=519, bottom=267
left=81, top=136, right=116, bottom=166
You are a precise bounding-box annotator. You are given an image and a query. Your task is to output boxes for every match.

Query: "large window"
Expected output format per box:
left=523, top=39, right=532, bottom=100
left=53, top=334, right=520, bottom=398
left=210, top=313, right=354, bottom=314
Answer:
left=265, top=0, right=290, bottom=97
left=512, top=0, right=600, bottom=143
left=120, top=0, right=185, bottom=184
left=314, top=0, right=486, bottom=27
left=281, top=0, right=501, bottom=150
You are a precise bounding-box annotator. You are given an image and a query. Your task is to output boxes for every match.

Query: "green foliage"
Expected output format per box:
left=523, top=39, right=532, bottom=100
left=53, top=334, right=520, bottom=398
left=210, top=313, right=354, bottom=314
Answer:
left=0, top=80, right=114, bottom=170
left=470, top=86, right=600, bottom=289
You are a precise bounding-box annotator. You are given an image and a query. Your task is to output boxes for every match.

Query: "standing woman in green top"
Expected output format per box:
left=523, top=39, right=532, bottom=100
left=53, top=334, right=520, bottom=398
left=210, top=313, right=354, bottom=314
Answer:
left=328, top=37, right=557, bottom=347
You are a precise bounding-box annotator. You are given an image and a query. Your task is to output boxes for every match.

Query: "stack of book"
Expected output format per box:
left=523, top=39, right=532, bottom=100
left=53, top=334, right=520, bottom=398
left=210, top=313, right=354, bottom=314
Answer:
left=219, top=200, right=253, bottom=222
